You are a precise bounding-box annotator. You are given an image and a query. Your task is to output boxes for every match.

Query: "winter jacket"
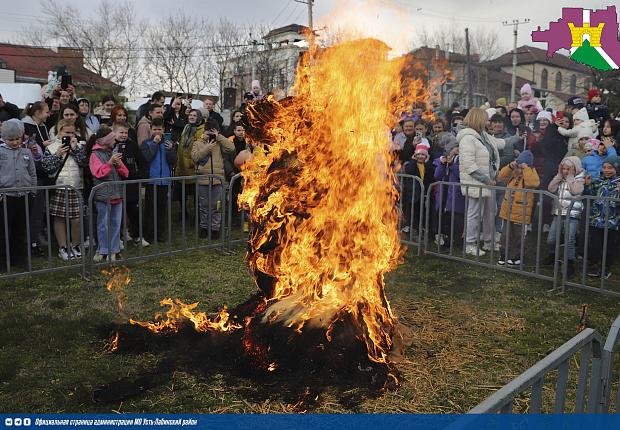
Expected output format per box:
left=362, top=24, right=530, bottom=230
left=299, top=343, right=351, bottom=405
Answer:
left=433, top=156, right=464, bottom=214
left=0, top=143, right=37, bottom=196
left=89, top=143, right=129, bottom=203
left=582, top=146, right=617, bottom=178
left=402, top=158, right=434, bottom=204
left=190, top=134, right=235, bottom=186
left=540, top=124, right=568, bottom=186
left=497, top=163, right=540, bottom=224
left=491, top=130, right=517, bottom=170
left=176, top=122, right=205, bottom=179
left=136, top=116, right=152, bottom=146
left=115, top=139, right=146, bottom=180
left=41, top=139, right=89, bottom=189
left=548, top=157, right=585, bottom=219
left=558, top=121, right=597, bottom=150
left=457, top=128, right=507, bottom=198
left=22, top=116, right=51, bottom=182
left=584, top=175, right=620, bottom=230
left=586, top=102, right=609, bottom=128
left=0, top=101, right=20, bottom=122
left=140, top=138, right=177, bottom=186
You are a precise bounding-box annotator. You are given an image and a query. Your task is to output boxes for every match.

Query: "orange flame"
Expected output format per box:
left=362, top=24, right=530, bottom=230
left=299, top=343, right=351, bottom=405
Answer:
left=240, top=38, right=418, bottom=364
left=129, top=299, right=242, bottom=334
left=103, top=267, right=131, bottom=352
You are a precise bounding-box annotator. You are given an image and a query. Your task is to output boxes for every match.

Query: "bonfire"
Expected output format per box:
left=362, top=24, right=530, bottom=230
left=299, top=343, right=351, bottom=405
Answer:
left=114, top=36, right=420, bottom=387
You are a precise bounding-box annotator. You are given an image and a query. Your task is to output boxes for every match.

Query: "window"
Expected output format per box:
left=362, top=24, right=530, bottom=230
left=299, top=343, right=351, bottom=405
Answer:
left=0, top=58, right=6, bottom=69
left=541, top=69, right=548, bottom=89
left=570, top=75, right=577, bottom=94
left=555, top=71, right=562, bottom=91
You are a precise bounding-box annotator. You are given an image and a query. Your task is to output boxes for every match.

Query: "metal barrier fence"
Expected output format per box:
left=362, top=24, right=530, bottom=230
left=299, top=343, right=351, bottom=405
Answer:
left=469, top=327, right=604, bottom=413
left=225, top=173, right=249, bottom=252
left=86, top=175, right=227, bottom=274
left=423, top=181, right=563, bottom=289
left=397, top=174, right=424, bottom=254
left=601, top=314, right=620, bottom=413
left=0, top=184, right=85, bottom=280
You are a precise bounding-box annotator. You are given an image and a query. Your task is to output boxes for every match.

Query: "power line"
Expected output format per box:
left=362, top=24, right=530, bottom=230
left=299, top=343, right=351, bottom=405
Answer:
left=272, top=0, right=294, bottom=24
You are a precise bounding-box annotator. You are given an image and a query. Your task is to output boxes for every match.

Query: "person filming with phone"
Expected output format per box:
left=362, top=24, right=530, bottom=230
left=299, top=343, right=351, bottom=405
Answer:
left=190, top=118, right=235, bottom=239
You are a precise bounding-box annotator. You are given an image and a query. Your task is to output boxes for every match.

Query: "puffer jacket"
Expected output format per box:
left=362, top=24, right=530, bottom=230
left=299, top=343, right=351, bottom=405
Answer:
left=548, top=157, right=585, bottom=219
left=457, top=127, right=506, bottom=198
left=190, top=134, right=235, bottom=185
left=584, top=175, right=620, bottom=230
left=497, top=163, right=540, bottom=224
left=41, top=138, right=88, bottom=189
left=0, top=143, right=37, bottom=196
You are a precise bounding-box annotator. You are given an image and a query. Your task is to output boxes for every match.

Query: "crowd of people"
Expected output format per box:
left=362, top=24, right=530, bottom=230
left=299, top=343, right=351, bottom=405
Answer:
left=0, top=78, right=264, bottom=270
left=393, top=83, right=620, bottom=278
left=1, top=76, right=620, bottom=280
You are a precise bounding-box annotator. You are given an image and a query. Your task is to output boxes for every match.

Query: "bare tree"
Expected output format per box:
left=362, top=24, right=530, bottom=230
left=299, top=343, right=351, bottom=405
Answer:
left=25, top=0, right=146, bottom=94
left=415, top=24, right=503, bottom=62
left=143, top=12, right=217, bottom=97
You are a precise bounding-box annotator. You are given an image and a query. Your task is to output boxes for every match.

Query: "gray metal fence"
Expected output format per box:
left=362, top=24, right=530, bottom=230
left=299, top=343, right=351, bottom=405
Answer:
left=0, top=184, right=85, bottom=280
left=469, top=327, right=604, bottom=413
left=423, top=181, right=564, bottom=289
left=86, top=175, right=227, bottom=275
left=396, top=173, right=424, bottom=254
left=601, top=314, right=620, bottom=413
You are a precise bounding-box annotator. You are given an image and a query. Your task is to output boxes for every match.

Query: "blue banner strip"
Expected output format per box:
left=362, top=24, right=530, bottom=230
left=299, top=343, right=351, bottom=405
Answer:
left=1, top=414, right=620, bottom=430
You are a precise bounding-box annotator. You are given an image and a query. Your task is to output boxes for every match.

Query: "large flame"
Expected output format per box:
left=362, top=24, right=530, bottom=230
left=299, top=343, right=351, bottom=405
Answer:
left=240, top=38, right=414, bottom=364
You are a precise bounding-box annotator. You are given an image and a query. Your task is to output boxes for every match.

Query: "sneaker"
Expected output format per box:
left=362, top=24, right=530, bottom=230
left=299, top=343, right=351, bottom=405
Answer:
left=497, top=259, right=506, bottom=266
left=93, top=252, right=106, bottom=263
left=83, top=236, right=92, bottom=249
left=119, top=241, right=125, bottom=251
left=123, top=231, right=133, bottom=242
left=400, top=225, right=410, bottom=234
left=58, top=247, right=70, bottom=261
left=31, top=242, right=44, bottom=257
left=109, top=254, right=117, bottom=262
left=71, top=245, right=82, bottom=259
left=434, top=234, right=446, bottom=246
left=543, top=224, right=550, bottom=233
left=507, top=259, right=521, bottom=266
left=604, top=271, right=612, bottom=280
left=587, top=266, right=601, bottom=277
left=133, top=238, right=150, bottom=247
left=482, top=241, right=500, bottom=252
left=465, top=244, right=486, bottom=257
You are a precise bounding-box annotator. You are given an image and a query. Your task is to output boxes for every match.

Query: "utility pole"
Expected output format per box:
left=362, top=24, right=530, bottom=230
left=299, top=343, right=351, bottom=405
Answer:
left=294, top=0, right=314, bottom=30
left=502, top=19, right=530, bottom=103
left=465, top=28, right=473, bottom=108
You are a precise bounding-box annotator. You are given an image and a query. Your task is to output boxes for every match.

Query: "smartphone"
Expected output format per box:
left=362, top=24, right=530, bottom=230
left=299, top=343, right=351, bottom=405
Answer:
left=415, top=130, right=423, bottom=139
left=60, top=74, right=72, bottom=90
left=163, top=132, right=172, bottom=142
left=61, top=136, right=71, bottom=147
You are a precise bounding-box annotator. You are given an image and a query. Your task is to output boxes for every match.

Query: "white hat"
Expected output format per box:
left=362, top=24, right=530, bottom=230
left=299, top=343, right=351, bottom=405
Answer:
left=573, top=107, right=590, bottom=123
left=485, top=108, right=497, bottom=119
left=536, top=111, right=553, bottom=123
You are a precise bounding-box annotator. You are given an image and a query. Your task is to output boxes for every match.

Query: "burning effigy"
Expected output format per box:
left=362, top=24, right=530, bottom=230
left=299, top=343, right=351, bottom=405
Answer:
left=114, top=37, right=417, bottom=388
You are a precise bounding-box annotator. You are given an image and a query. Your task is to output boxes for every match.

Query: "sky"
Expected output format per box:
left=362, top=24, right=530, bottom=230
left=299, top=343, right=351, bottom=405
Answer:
left=0, top=0, right=616, bottom=55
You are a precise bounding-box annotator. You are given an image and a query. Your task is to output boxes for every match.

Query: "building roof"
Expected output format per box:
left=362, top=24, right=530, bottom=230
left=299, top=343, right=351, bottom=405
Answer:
left=408, top=46, right=480, bottom=64
left=263, top=24, right=310, bottom=41
left=487, top=69, right=529, bottom=88
left=0, top=43, right=120, bottom=89
left=484, top=45, right=591, bottom=74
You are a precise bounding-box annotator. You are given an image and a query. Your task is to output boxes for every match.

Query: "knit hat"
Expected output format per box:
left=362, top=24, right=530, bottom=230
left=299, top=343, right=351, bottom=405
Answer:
left=416, top=137, right=431, bottom=150
left=485, top=108, right=497, bottom=119
left=440, top=133, right=458, bottom=155
left=495, top=97, right=507, bottom=107
left=522, top=100, right=538, bottom=113
left=520, top=83, right=532, bottom=95
left=588, top=88, right=600, bottom=101
left=567, top=96, right=585, bottom=108
left=1, top=118, right=24, bottom=140
left=536, top=111, right=553, bottom=123
left=414, top=144, right=429, bottom=159
left=603, top=154, right=620, bottom=172
left=573, top=107, right=590, bottom=123
left=587, top=138, right=601, bottom=151
left=515, top=150, right=534, bottom=167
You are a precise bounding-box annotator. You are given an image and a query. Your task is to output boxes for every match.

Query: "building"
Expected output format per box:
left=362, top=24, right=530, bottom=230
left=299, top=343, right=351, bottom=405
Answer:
left=484, top=45, right=592, bottom=111
left=221, top=24, right=309, bottom=108
left=0, top=43, right=121, bottom=95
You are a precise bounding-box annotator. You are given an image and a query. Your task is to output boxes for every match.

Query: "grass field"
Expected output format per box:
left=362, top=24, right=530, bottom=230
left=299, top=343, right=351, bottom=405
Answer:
left=1, top=245, right=619, bottom=413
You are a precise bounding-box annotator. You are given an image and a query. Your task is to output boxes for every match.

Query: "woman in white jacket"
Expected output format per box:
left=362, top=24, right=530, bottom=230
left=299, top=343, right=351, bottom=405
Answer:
left=458, top=108, right=513, bottom=256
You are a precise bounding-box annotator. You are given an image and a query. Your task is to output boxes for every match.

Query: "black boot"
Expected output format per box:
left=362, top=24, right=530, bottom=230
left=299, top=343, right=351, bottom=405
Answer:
left=199, top=228, right=209, bottom=238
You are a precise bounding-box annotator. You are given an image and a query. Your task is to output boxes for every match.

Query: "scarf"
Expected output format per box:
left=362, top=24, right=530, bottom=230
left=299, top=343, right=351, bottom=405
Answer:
left=181, top=112, right=204, bottom=149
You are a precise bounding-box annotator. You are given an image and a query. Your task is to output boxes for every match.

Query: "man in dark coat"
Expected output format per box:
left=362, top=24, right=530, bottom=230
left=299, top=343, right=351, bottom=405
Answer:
left=0, top=94, right=20, bottom=122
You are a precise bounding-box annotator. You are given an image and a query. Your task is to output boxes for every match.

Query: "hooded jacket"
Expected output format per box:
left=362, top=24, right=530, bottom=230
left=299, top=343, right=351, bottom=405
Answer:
left=77, top=98, right=100, bottom=134
left=497, top=160, right=540, bottom=224
left=41, top=138, right=89, bottom=189
left=548, top=156, right=585, bottom=219
left=457, top=127, right=507, bottom=198
left=177, top=120, right=205, bottom=179
left=584, top=171, right=620, bottom=230
left=190, top=133, right=235, bottom=185
left=0, top=143, right=37, bottom=196
left=89, top=142, right=129, bottom=202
